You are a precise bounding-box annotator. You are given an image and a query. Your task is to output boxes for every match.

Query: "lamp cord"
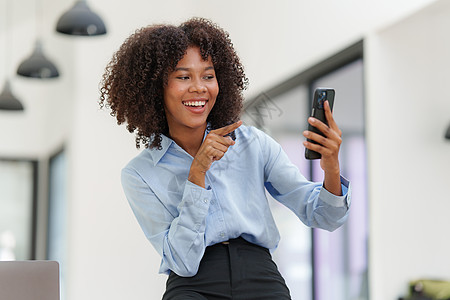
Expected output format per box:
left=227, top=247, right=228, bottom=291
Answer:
left=36, top=0, right=43, bottom=42
left=4, top=0, right=12, bottom=80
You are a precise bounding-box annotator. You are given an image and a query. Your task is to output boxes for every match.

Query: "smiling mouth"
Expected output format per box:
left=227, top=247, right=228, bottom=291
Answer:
left=182, top=100, right=207, bottom=108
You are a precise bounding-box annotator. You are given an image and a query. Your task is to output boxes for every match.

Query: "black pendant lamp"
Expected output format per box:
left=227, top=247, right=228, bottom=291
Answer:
left=17, top=40, right=59, bottom=78
left=56, top=0, right=107, bottom=36
left=445, top=123, right=450, bottom=140
left=1, top=0, right=24, bottom=111
left=0, top=80, right=24, bottom=111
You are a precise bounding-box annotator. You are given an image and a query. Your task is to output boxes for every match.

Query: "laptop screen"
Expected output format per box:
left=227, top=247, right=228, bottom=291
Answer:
left=0, top=261, right=59, bottom=300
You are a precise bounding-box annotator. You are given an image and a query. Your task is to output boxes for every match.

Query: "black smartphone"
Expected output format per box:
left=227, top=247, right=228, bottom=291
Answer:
left=305, top=88, right=335, bottom=160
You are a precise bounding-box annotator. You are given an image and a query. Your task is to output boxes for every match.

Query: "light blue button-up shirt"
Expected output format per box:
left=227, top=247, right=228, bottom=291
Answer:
left=121, top=125, right=351, bottom=277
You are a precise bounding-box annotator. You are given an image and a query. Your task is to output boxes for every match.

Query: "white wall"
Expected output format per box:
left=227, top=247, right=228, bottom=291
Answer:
left=366, top=1, right=450, bottom=299
left=1, top=0, right=448, bottom=299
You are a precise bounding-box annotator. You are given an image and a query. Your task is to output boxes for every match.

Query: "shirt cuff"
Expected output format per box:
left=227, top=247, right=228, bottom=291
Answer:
left=184, top=180, right=213, bottom=207
left=318, top=175, right=351, bottom=208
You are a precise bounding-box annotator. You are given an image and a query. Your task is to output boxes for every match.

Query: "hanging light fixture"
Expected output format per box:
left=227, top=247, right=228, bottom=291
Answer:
left=17, top=0, right=59, bottom=78
left=1, top=0, right=24, bottom=111
left=17, top=40, right=60, bottom=78
left=0, top=80, right=24, bottom=111
left=55, top=0, right=107, bottom=36
left=445, top=123, right=450, bottom=140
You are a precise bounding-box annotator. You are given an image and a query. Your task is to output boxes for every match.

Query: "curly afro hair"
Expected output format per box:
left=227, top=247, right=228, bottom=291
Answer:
left=99, top=17, right=248, bottom=149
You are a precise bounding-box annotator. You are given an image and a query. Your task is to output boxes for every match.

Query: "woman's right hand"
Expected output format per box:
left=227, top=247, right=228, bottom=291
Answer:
left=188, top=121, right=242, bottom=188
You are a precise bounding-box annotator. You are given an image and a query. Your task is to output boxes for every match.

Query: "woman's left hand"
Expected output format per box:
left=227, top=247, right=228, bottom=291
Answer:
left=303, top=100, right=343, bottom=195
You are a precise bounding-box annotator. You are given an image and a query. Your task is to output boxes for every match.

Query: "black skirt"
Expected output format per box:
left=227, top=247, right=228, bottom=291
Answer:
left=162, top=237, right=291, bottom=300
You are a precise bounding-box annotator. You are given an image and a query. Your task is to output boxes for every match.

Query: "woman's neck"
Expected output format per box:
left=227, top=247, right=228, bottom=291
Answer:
left=168, top=125, right=206, bottom=157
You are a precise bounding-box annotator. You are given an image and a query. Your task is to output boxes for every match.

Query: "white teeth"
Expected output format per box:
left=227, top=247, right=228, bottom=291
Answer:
left=184, top=101, right=206, bottom=107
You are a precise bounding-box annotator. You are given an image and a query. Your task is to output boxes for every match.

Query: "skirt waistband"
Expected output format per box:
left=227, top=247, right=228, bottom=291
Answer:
left=213, top=237, right=267, bottom=251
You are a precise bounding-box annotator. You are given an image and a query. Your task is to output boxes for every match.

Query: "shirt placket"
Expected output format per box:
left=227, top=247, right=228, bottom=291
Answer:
left=205, top=174, right=228, bottom=241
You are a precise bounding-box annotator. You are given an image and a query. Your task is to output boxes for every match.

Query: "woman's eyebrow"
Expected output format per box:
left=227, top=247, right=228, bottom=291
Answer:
left=174, top=66, right=215, bottom=71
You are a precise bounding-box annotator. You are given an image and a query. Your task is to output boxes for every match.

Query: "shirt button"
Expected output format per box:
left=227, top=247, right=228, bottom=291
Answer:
left=203, top=198, right=208, bottom=203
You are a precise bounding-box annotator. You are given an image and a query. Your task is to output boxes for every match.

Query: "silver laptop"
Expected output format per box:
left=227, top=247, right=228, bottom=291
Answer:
left=0, top=260, right=59, bottom=300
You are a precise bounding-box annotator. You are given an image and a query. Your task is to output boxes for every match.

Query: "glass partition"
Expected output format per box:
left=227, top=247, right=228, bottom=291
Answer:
left=311, top=59, right=368, bottom=300
left=47, top=149, right=67, bottom=299
left=243, top=85, right=313, bottom=300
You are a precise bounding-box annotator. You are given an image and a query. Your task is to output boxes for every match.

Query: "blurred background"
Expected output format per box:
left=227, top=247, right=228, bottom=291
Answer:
left=1, top=0, right=450, bottom=299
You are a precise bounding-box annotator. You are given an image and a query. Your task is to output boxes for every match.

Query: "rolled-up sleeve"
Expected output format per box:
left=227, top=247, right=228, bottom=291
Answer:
left=319, top=175, right=351, bottom=208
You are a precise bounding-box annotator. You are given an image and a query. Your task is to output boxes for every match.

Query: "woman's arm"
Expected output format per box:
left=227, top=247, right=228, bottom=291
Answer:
left=303, top=100, right=343, bottom=196
left=253, top=126, right=350, bottom=232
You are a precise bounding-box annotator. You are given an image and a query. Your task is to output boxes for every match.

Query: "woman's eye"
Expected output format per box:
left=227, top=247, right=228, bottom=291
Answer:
left=204, top=75, right=215, bottom=80
left=177, top=76, right=189, bottom=80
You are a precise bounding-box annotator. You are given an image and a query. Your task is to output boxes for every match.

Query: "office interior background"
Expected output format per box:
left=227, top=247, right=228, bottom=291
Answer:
left=1, top=0, right=450, bottom=299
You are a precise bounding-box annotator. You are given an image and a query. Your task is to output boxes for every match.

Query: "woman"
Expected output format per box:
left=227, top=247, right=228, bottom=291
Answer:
left=100, top=17, right=350, bottom=300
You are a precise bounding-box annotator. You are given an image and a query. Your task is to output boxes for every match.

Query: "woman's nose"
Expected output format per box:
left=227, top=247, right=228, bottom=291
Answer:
left=189, top=78, right=207, bottom=93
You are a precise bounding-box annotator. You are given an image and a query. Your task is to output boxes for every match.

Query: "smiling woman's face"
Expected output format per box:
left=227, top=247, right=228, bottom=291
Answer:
left=163, top=46, right=219, bottom=135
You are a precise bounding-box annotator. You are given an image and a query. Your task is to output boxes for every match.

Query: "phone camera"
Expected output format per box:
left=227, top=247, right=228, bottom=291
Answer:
left=317, top=91, right=327, bottom=109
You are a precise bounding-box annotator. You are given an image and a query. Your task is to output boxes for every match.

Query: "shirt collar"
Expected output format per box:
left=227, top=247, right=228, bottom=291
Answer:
left=149, top=128, right=210, bottom=166
left=149, top=134, right=173, bottom=166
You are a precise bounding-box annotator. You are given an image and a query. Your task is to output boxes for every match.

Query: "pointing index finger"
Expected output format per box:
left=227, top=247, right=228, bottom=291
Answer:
left=212, top=120, right=243, bottom=136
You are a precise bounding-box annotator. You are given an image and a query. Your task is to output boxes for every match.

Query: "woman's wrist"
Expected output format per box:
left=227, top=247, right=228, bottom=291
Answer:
left=188, top=165, right=206, bottom=188
left=323, top=169, right=342, bottom=196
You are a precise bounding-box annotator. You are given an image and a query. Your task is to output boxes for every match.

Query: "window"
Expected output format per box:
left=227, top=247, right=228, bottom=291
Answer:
left=0, top=159, right=37, bottom=261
